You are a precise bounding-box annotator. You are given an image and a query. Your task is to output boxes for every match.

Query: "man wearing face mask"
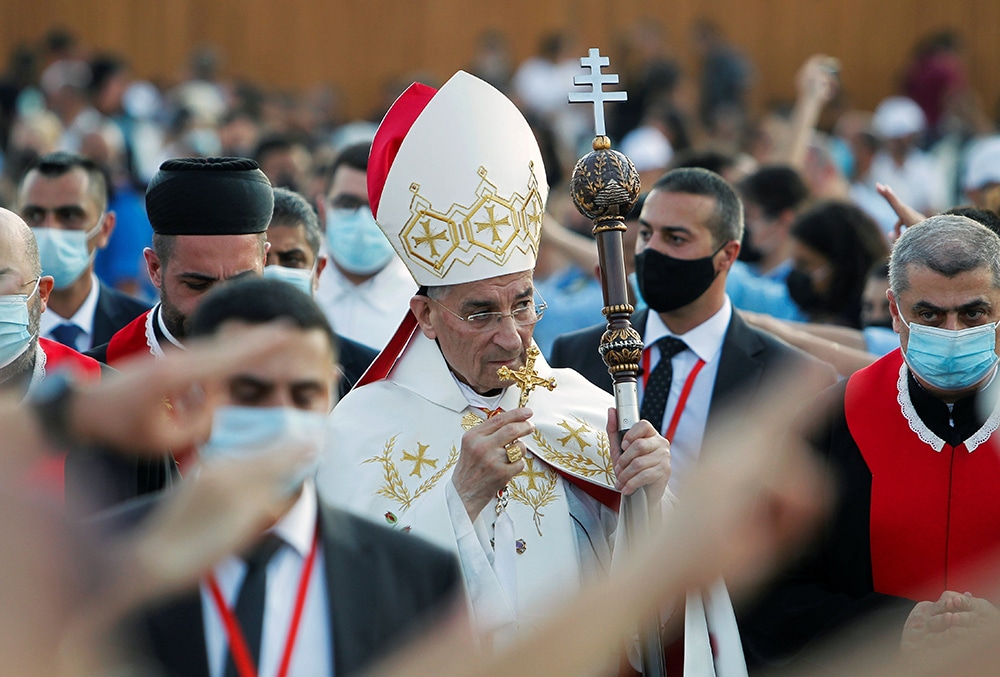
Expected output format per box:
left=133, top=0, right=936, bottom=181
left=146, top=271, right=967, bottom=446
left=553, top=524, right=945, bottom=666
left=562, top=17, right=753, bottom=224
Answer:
left=741, top=215, right=1000, bottom=668
left=263, top=187, right=377, bottom=398
left=314, top=142, right=416, bottom=351
left=0, top=207, right=105, bottom=494
left=127, top=277, right=464, bottom=677
left=552, top=167, right=828, bottom=490
left=18, top=152, right=149, bottom=352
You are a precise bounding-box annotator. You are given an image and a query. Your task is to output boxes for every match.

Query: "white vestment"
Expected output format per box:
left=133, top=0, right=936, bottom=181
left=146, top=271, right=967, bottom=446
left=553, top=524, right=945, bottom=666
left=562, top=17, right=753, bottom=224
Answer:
left=317, top=331, right=627, bottom=645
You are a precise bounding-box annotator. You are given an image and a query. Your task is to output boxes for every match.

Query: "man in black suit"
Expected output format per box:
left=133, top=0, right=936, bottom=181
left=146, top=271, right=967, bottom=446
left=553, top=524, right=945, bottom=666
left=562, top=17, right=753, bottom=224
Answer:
left=128, top=277, right=463, bottom=677
left=551, top=167, right=832, bottom=490
left=18, top=152, right=149, bottom=351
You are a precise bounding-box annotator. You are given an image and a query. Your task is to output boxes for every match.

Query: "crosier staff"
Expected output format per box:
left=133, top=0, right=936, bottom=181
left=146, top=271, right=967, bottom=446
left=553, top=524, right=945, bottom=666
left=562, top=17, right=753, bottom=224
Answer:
left=568, top=48, right=665, bottom=677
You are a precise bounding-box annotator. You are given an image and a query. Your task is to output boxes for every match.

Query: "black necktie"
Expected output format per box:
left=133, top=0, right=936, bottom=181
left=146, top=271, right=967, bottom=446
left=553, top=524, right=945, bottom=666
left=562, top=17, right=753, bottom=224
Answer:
left=224, top=535, right=283, bottom=677
left=640, top=336, right=689, bottom=434
left=50, top=323, right=83, bottom=350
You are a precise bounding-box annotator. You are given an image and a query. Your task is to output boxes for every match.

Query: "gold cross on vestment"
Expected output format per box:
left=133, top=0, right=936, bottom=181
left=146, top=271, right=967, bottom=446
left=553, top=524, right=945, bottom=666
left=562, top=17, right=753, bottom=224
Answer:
left=401, top=442, right=437, bottom=477
left=557, top=420, right=592, bottom=452
left=520, top=457, right=548, bottom=491
left=497, top=345, right=556, bottom=408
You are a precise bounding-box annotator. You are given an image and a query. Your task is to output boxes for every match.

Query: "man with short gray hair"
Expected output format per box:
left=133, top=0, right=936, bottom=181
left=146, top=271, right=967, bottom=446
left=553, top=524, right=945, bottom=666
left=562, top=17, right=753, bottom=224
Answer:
left=743, top=213, right=1000, bottom=668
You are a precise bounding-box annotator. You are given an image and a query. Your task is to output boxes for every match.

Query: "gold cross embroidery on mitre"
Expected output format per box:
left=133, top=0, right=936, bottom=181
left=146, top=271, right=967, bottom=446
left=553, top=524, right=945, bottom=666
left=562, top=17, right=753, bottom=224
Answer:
left=497, top=345, right=556, bottom=408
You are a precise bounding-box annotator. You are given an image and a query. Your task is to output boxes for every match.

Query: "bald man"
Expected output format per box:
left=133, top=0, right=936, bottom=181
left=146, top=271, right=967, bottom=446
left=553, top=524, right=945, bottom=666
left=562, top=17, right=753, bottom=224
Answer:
left=0, top=207, right=105, bottom=497
left=0, top=207, right=103, bottom=399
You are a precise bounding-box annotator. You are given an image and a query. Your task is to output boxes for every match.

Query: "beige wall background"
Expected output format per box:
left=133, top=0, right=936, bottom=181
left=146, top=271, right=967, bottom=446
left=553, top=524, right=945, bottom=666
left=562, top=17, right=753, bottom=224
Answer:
left=1, top=0, right=997, bottom=122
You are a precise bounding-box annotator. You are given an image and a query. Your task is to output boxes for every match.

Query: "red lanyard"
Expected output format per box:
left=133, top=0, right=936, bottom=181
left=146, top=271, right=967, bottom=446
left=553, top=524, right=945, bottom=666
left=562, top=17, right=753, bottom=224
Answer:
left=642, top=347, right=707, bottom=442
left=207, top=525, right=321, bottom=677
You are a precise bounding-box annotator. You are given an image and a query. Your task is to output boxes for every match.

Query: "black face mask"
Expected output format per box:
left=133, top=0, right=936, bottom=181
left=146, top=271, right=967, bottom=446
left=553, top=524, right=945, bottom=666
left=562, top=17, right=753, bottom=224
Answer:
left=785, top=269, right=825, bottom=313
left=635, top=244, right=724, bottom=313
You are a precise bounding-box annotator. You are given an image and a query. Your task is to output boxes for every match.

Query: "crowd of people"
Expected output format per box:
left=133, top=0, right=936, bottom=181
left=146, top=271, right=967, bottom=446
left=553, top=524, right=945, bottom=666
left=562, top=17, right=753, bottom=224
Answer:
left=4, top=18, right=1000, bottom=677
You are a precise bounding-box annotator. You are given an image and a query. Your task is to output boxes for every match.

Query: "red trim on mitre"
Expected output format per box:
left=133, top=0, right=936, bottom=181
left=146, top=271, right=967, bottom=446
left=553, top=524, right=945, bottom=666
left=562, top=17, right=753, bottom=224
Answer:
left=367, top=82, right=437, bottom=217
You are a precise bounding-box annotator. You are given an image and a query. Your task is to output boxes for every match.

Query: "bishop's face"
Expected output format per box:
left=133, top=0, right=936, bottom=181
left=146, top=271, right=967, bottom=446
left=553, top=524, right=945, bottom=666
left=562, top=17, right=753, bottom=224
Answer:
left=413, top=271, right=535, bottom=395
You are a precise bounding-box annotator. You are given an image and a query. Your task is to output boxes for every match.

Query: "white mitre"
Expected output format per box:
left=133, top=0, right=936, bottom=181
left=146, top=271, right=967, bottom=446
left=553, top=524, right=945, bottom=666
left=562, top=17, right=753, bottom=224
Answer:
left=367, top=70, right=548, bottom=288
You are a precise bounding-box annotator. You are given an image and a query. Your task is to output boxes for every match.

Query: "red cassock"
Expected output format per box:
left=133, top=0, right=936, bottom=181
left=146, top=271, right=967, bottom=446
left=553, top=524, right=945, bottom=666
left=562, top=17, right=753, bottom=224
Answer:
left=26, top=338, right=103, bottom=497
left=845, top=349, right=1000, bottom=601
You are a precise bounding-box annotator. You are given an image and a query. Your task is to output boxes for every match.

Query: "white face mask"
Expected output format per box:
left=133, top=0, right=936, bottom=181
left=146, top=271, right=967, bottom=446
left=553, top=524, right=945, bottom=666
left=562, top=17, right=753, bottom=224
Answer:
left=325, top=207, right=395, bottom=275
left=263, top=262, right=316, bottom=297
left=32, top=217, right=103, bottom=289
left=199, top=405, right=328, bottom=492
left=0, top=278, right=39, bottom=369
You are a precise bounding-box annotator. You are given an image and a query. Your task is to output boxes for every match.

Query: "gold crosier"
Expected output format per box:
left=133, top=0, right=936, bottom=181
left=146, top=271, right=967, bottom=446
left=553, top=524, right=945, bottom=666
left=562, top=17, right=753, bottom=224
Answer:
left=492, top=345, right=556, bottom=514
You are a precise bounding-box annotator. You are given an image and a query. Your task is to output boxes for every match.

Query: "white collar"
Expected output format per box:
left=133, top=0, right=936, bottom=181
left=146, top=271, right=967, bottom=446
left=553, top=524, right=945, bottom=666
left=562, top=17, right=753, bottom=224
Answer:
left=453, top=374, right=505, bottom=410
left=643, top=296, right=732, bottom=363
left=40, top=273, right=100, bottom=336
left=155, top=304, right=186, bottom=350
left=269, top=480, right=319, bottom=557
left=21, top=342, right=47, bottom=401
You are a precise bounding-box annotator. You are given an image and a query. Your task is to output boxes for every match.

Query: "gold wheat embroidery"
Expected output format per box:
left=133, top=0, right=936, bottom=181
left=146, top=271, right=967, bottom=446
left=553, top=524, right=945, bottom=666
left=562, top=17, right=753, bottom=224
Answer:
left=509, top=456, right=559, bottom=536
left=531, top=419, right=615, bottom=485
left=364, top=436, right=459, bottom=511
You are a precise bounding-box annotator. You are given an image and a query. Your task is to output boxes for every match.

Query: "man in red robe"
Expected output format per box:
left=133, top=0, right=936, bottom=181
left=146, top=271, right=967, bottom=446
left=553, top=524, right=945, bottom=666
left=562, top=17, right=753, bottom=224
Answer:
left=0, top=207, right=103, bottom=494
left=76, top=158, right=273, bottom=510
left=89, top=157, right=273, bottom=365
left=743, top=214, right=1000, bottom=668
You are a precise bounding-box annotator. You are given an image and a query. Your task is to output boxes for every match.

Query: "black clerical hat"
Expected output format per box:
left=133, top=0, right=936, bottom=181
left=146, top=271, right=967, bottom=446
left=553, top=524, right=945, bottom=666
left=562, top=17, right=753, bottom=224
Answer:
left=145, top=157, right=273, bottom=236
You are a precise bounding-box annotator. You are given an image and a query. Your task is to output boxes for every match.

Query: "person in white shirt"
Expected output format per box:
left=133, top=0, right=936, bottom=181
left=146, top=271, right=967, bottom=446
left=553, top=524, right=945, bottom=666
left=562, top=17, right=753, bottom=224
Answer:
left=129, top=277, right=463, bottom=677
left=315, top=142, right=415, bottom=351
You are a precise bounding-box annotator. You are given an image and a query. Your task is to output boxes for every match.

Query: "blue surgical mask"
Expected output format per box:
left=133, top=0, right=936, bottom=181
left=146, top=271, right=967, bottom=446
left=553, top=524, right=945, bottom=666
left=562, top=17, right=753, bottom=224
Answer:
left=263, top=262, right=316, bottom=297
left=325, top=207, right=395, bottom=276
left=899, top=306, right=1000, bottom=391
left=200, top=405, right=328, bottom=491
left=0, top=278, right=39, bottom=368
left=32, top=218, right=103, bottom=289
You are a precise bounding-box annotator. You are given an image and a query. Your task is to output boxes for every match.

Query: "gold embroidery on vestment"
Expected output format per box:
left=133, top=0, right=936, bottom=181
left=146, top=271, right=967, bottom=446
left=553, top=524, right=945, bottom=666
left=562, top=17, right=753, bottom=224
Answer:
left=399, top=165, right=543, bottom=279
left=364, top=435, right=459, bottom=510
left=509, top=455, right=559, bottom=537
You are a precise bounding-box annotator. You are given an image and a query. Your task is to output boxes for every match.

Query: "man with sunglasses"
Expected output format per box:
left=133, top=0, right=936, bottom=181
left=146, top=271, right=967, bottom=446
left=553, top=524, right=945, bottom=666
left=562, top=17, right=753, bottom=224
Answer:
left=317, top=72, right=671, bottom=655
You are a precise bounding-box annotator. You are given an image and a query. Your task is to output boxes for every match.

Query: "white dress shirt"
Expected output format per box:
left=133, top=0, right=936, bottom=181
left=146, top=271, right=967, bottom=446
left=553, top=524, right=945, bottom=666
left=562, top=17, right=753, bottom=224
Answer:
left=201, top=482, right=333, bottom=677
left=641, top=298, right=732, bottom=490
left=314, top=257, right=415, bottom=351
left=40, top=273, right=100, bottom=351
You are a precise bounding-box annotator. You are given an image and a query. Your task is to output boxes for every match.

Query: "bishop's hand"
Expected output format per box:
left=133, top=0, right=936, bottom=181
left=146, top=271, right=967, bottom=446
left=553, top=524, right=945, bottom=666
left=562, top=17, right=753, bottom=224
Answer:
left=608, top=408, right=671, bottom=509
left=452, top=407, right=534, bottom=520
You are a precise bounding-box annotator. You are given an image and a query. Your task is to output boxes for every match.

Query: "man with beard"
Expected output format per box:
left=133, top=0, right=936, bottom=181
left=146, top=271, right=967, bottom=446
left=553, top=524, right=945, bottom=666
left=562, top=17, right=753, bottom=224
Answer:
left=72, top=158, right=272, bottom=510
left=0, top=207, right=103, bottom=493
left=551, top=168, right=831, bottom=671
left=89, top=157, right=272, bottom=365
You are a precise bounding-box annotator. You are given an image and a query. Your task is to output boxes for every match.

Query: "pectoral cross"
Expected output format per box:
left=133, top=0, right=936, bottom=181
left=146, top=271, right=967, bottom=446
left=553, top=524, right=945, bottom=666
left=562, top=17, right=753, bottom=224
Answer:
left=567, top=48, right=627, bottom=137
left=497, top=345, right=556, bottom=408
